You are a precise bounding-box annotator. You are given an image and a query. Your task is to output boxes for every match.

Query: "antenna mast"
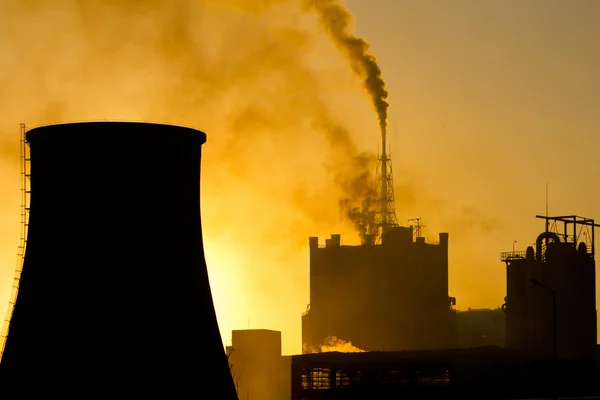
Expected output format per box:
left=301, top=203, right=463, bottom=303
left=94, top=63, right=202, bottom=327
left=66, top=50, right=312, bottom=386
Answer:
left=375, top=126, right=399, bottom=243
left=408, top=218, right=424, bottom=238
left=546, top=183, right=549, bottom=234
left=546, top=183, right=548, bottom=216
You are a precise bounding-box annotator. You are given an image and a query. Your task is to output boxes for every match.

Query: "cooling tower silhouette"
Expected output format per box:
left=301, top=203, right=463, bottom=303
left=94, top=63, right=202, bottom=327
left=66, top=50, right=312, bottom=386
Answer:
left=0, top=122, right=239, bottom=398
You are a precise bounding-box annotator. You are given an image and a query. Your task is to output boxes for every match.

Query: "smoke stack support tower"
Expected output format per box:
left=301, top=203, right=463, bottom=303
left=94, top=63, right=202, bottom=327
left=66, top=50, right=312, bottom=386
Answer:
left=375, top=127, right=399, bottom=243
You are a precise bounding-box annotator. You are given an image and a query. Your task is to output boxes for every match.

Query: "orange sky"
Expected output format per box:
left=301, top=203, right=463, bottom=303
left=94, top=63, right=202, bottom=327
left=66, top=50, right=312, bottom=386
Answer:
left=0, top=0, right=599, bottom=355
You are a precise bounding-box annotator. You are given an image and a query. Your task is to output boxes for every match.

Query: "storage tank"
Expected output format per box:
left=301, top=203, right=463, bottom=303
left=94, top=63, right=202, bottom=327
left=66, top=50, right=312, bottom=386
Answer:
left=0, top=122, right=238, bottom=398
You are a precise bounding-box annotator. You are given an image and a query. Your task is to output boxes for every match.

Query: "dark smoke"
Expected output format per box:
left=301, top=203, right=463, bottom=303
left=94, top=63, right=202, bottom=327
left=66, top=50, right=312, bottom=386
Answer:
left=338, top=153, right=378, bottom=243
left=305, top=0, right=391, bottom=240
left=313, top=115, right=378, bottom=243
left=308, top=0, right=389, bottom=136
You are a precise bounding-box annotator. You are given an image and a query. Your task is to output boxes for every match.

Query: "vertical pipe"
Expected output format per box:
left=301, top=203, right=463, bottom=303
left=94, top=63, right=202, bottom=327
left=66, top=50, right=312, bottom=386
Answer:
left=592, top=222, right=595, bottom=258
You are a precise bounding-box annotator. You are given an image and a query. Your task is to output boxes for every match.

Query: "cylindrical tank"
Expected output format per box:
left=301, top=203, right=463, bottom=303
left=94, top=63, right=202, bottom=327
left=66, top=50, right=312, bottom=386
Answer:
left=0, top=122, right=238, bottom=398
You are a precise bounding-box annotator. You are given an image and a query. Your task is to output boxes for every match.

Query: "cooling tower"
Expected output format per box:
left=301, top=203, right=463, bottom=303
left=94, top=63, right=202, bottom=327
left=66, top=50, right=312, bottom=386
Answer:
left=0, top=122, right=239, bottom=398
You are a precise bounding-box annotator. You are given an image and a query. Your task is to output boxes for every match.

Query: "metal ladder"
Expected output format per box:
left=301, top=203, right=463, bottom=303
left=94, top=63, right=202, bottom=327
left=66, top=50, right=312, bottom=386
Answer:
left=0, top=123, right=30, bottom=361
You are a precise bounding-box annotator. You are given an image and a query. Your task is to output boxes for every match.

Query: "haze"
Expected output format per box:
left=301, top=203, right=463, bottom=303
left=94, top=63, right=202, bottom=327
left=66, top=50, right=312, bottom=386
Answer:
left=0, top=0, right=599, bottom=355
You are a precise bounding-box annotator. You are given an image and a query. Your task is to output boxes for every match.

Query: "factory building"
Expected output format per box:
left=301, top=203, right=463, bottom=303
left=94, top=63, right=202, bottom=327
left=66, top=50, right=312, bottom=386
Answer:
left=502, top=215, right=598, bottom=379
left=227, top=329, right=291, bottom=400
left=290, top=347, right=541, bottom=400
left=302, top=226, right=456, bottom=353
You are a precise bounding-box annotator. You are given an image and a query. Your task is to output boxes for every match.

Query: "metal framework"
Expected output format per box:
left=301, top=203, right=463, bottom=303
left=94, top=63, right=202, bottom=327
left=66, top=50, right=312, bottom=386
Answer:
left=0, top=123, right=30, bottom=361
left=501, top=215, right=599, bottom=263
left=408, top=218, right=425, bottom=239
left=500, top=251, right=528, bottom=263
left=374, top=129, right=399, bottom=243
left=536, top=215, right=598, bottom=257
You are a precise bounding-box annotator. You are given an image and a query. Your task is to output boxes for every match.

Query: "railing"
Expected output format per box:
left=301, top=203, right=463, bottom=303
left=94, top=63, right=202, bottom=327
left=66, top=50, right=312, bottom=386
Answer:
left=501, top=243, right=594, bottom=263
left=500, top=251, right=529, bottom=262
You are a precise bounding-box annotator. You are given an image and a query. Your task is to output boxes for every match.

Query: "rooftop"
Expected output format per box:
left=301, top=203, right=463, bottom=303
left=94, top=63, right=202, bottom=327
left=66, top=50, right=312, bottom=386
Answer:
left=292, top=346, right=521, bottom=365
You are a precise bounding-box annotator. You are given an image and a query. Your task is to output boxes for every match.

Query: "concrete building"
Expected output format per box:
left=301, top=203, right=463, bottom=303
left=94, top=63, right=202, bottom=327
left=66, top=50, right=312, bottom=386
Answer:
left=502, top=215, right=597, bottom=378
left=302, top=226, right=456, bottom=353
left=227, top=329, right=290, bottom=400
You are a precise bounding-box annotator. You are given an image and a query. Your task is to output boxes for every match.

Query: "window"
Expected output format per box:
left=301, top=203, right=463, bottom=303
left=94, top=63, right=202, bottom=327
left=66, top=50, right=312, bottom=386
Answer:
left=415, top=370, right=451, bottom=387
left=301, top=368, right=331, bottom=390
left=380, top=369, right=410, bottom=385
left=432, top=370, right=451, bottom=386
left=335, top=370, right=350, bottom=389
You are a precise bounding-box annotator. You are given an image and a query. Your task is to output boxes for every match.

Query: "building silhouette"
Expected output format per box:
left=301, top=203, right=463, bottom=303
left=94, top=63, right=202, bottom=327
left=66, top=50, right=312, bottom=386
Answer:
left=0, top=122, right=238, bottom=398
left=302, top=226, right=456, bottom=353
left=227, top=329, right=290, bottom=400
left=290, top=346, right=537, bottom=400
left=502, top=215, right=598, bottom=379
left=232, top=214, right=600, bottom=399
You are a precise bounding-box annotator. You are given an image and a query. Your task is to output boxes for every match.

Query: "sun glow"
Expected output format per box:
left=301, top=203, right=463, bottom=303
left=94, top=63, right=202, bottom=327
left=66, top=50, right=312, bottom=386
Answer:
left=204, top=238, right=249, bottom=346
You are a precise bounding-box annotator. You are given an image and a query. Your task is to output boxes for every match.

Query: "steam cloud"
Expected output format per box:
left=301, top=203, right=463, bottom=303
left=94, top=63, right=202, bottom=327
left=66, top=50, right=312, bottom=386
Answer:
left=304, top=336, right=366, bottom=353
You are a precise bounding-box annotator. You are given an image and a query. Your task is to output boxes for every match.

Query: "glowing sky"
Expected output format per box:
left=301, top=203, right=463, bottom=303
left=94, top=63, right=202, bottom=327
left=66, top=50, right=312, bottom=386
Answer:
left=0, top=0, right=599, bottom=355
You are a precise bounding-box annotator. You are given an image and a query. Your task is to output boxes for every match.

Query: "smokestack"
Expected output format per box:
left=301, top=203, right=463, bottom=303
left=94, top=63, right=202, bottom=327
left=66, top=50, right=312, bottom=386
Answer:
left=0, top=122, right=238, bottom=398
left=330, top=234, right=341, bottom=247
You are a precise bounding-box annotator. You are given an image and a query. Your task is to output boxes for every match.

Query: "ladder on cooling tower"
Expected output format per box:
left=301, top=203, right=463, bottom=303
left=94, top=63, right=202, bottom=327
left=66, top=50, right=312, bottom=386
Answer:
left=0, top=123, right=30, bottom=361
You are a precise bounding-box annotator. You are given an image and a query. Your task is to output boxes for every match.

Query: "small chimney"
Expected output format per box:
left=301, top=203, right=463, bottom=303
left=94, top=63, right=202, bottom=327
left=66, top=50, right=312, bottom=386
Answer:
left=330, top=234, right=341, bottom=247
left=362, top=235, right=373, bottom=246
left=325, top=239, right=332, bottom=248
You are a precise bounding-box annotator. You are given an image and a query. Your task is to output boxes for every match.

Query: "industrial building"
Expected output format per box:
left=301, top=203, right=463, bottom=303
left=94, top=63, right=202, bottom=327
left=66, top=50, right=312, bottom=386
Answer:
left=290, top=346, right=546, bottom=400
left=297, top=89, right=456, bottom=353
left=233, top=214, right=600, bottom=399
left=302, top=226, right=456, bottom=353
left=227, top=329, right=290, bottom=400
left=502, top=215, right=598, bottom=379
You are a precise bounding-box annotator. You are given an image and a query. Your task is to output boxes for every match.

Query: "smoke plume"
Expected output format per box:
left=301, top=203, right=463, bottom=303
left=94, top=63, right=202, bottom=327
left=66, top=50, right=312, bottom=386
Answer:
left=305, top=0, right=390, bottom=241
left=313, top=115, right=378, bottom=243
left=337, top=154, right=378, bottom=244
left=307, top=0, right=389, bottom=136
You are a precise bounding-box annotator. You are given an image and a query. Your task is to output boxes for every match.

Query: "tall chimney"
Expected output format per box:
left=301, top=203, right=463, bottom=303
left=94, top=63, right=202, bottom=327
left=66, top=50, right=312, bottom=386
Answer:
left=0, top=122, right=238, bottom=398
